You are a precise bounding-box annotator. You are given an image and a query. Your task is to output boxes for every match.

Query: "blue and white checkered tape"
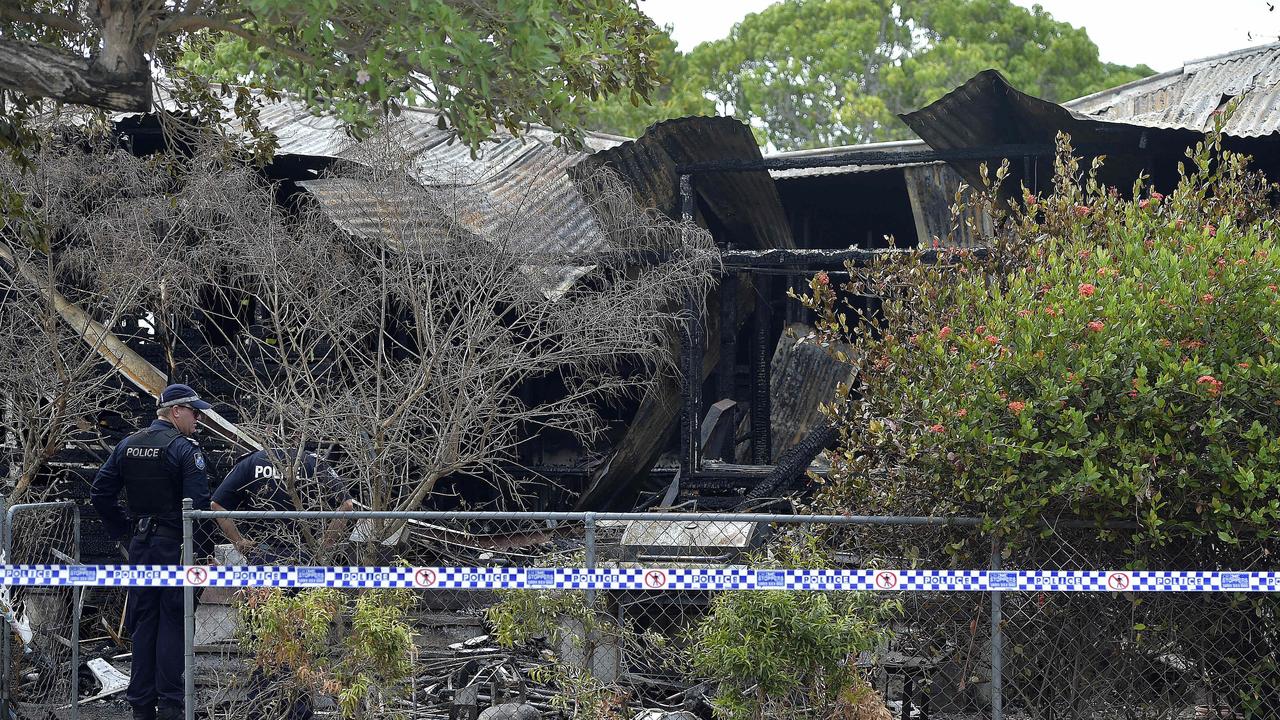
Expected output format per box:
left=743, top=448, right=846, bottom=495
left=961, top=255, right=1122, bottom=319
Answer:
left=1, top=565, right=1277, bottom=591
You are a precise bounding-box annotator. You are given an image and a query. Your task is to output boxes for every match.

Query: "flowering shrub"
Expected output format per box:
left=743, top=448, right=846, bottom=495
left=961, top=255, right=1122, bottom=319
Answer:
left=798, top=128, right=1280, bottom=549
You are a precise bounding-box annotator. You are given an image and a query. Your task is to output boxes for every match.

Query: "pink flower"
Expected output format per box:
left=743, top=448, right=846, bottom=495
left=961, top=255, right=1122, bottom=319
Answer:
left=1238, top=362, right=1251, bottom=369
left=1128, top=391, right=1139, bottom=399
left=1197, top=375, right=1223, bottom=396
left=928, top=423, right=946, bottom=433
left=1087, top=320, right=1105, bottom=332
left=975, top=325, right=987, bottom=334
left=985, top=334, right=1001, bottom=345
left=816, top=271, right=829, bottom=286
left=1139, top=199, right=1150, bottom=209
left=1204, top=223, right=1217, bottom=237
left=1078, top=283, right=1096, bottom=297
left=1007, top=401, right=1026, bottom=415
left=1150, top=192, right=1164, bottom=201
left=938, top=325, right=953, bottom=339
left=955, top=408, right=968, bottom=418
left=1200, top=293, right=1215, bottom=304
left=1017, top=309, right=1032, bottom=318
left=1025, top=194, right=1038, bottom=206
left=1075, top=205, right=1092, bottom=217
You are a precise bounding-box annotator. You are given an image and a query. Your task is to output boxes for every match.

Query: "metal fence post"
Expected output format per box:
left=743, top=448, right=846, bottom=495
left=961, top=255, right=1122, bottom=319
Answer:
left=70, top=505, right=81, bottom=720
left=1, top=500, right=10, bottom=720
left=990, top=536, right=1003, bottom=720
left=182, top=498, right=195, bottom=720
left=584, top=513, right=597, bottom=611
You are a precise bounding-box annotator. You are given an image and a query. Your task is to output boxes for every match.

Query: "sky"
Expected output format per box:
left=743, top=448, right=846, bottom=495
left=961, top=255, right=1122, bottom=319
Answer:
left=639, top=0, right=1280, bottom=72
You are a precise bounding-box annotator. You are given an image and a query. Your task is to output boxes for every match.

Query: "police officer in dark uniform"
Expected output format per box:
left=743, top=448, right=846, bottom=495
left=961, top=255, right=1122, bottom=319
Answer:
left=91, top=384, right=215, bottom=720
left=212, top=448, right=354, bottom=563
left=211, top=449, right=353, bottom=720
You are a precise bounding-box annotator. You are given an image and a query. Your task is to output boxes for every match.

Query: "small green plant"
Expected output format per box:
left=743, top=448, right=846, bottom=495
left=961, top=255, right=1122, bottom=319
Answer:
left=238, top=587, right=416, bottom=719
left=688, top=536, right=899, bottom=720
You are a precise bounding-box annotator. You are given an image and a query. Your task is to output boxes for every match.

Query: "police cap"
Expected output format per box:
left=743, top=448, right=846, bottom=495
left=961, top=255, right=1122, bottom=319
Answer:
left=158, top=383, right=213, bottom=410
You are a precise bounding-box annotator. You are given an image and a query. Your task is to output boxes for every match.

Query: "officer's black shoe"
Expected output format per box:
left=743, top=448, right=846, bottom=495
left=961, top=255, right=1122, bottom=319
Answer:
left=156, top=705, right=183, bottom=720
left=131, top=705, right=156, bottom=720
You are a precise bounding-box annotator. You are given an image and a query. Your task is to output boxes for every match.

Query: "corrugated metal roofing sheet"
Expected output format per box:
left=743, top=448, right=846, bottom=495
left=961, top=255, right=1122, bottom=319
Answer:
left=245, top=99, right=624, bottom=269
left=1066, top=43, right=1280, bottom=137
left=575, top=116, right=794, bottom=250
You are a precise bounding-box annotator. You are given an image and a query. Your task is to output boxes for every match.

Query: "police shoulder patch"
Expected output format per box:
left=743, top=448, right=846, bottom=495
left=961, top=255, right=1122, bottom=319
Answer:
left=194, top=452, right=207, bottom=471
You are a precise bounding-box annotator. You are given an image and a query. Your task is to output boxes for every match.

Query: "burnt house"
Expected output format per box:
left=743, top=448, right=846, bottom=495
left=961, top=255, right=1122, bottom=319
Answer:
left=10, top=43, right=1280, bottom=560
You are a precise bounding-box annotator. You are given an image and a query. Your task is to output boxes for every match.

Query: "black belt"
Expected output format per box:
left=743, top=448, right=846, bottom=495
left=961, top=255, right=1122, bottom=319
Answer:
left=132, top=517, right=183, bottom=541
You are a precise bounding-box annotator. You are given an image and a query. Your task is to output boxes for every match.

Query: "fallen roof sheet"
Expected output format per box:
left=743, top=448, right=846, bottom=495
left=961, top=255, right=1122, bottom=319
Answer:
left=900, top=69, right=1205, bottom=192
left=242, top=99, right=626, bottom=282
left=574, top=116, right=794, bottom=250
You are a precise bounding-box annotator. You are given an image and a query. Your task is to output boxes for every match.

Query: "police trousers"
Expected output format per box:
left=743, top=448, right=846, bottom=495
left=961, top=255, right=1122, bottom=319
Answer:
left=125, top=534, right=184, bottom=711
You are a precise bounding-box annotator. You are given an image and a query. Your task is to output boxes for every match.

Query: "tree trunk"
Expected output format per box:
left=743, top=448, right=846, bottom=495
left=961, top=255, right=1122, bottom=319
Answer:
left=0, top=39, right=149, bottom=111
left=0, top=0, right=152, bottom=112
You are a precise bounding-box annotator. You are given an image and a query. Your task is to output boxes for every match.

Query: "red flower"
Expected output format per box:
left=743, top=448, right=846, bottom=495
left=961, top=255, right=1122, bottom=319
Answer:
left=816, top=271, right=830, bottom=286
left=1238, top=362, right=1251, bottom=369
left=938, top=326, right=953, bottom=339
left=1204, top=223, right=1217, bottom=237
left=1269, top=284, right=1278, bottom=292
left=1200, top=293, right=1215, bottom=304
left=1139, top=199, right=1150, bottom=209
left=1025, top=194, right=1038, bottom=206
left=984, top=334, right=1001, bottom=345
left=928, top=423, right=946, bottom=433
left=1128, top=391, right=1139, bottom=399
left=1078, top=283, right=1096, bottom=297
left=1087, top=320, right=1105, bottom=332
left=1007, top=401, right=1026, bottom=415
left=1197, top=375, right=1223, bottom=396
left=975, top=325, right=987, bottom=334
left=1075, top=205, right=1092, bottom=217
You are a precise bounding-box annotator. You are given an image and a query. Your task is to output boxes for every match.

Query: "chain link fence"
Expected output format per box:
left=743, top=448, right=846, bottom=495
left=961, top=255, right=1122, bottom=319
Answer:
left=169, top=510, right=1280, bottom=720
left=2, top=500, right=81, bottom=719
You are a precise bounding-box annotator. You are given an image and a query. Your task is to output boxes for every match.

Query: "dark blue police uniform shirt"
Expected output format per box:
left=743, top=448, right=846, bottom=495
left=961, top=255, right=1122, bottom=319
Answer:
left=90, top=419, right=211, bottom=541
left=213, top=449, right=345, bottom=512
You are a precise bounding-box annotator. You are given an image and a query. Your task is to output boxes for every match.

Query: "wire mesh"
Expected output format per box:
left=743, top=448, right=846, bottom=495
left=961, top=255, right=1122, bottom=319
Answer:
left=176, top=512, right=1280, bottom=720
left=3, top=501, right=80, bottom=719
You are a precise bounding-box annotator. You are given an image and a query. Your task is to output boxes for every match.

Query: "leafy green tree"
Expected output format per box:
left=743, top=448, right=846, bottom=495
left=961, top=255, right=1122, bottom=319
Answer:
left=613, top=0, right=1152, bottom=149
left=0, top=0, right=666, bottom=155
left=580, top=25, right=716, bottom=138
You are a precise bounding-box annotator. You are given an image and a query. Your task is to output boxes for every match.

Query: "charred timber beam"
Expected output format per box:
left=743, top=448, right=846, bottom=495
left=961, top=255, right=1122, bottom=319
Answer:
left=675, top=142, right=1120, bottom=174
left=722, top=246, right=990, bottom=269
left=750, top=275, right=772, bottom=464
left=679, top=174, right=704, bottom=475
left=737, top=420, right=838, bottom=508
left=717, top=272, right=738, bottom=414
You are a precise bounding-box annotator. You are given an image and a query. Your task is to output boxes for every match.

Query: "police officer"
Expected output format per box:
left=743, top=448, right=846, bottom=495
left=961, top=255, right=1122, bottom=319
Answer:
left=211, top=448, right=354, bottom=563
left=211, top=449, right=353, bottom=720
left=91, top=384, right=214, bottom=720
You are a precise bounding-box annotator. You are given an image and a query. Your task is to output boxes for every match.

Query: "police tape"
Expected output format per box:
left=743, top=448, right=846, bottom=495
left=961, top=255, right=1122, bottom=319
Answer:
left=0, top=565, right=1278, bottom=591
